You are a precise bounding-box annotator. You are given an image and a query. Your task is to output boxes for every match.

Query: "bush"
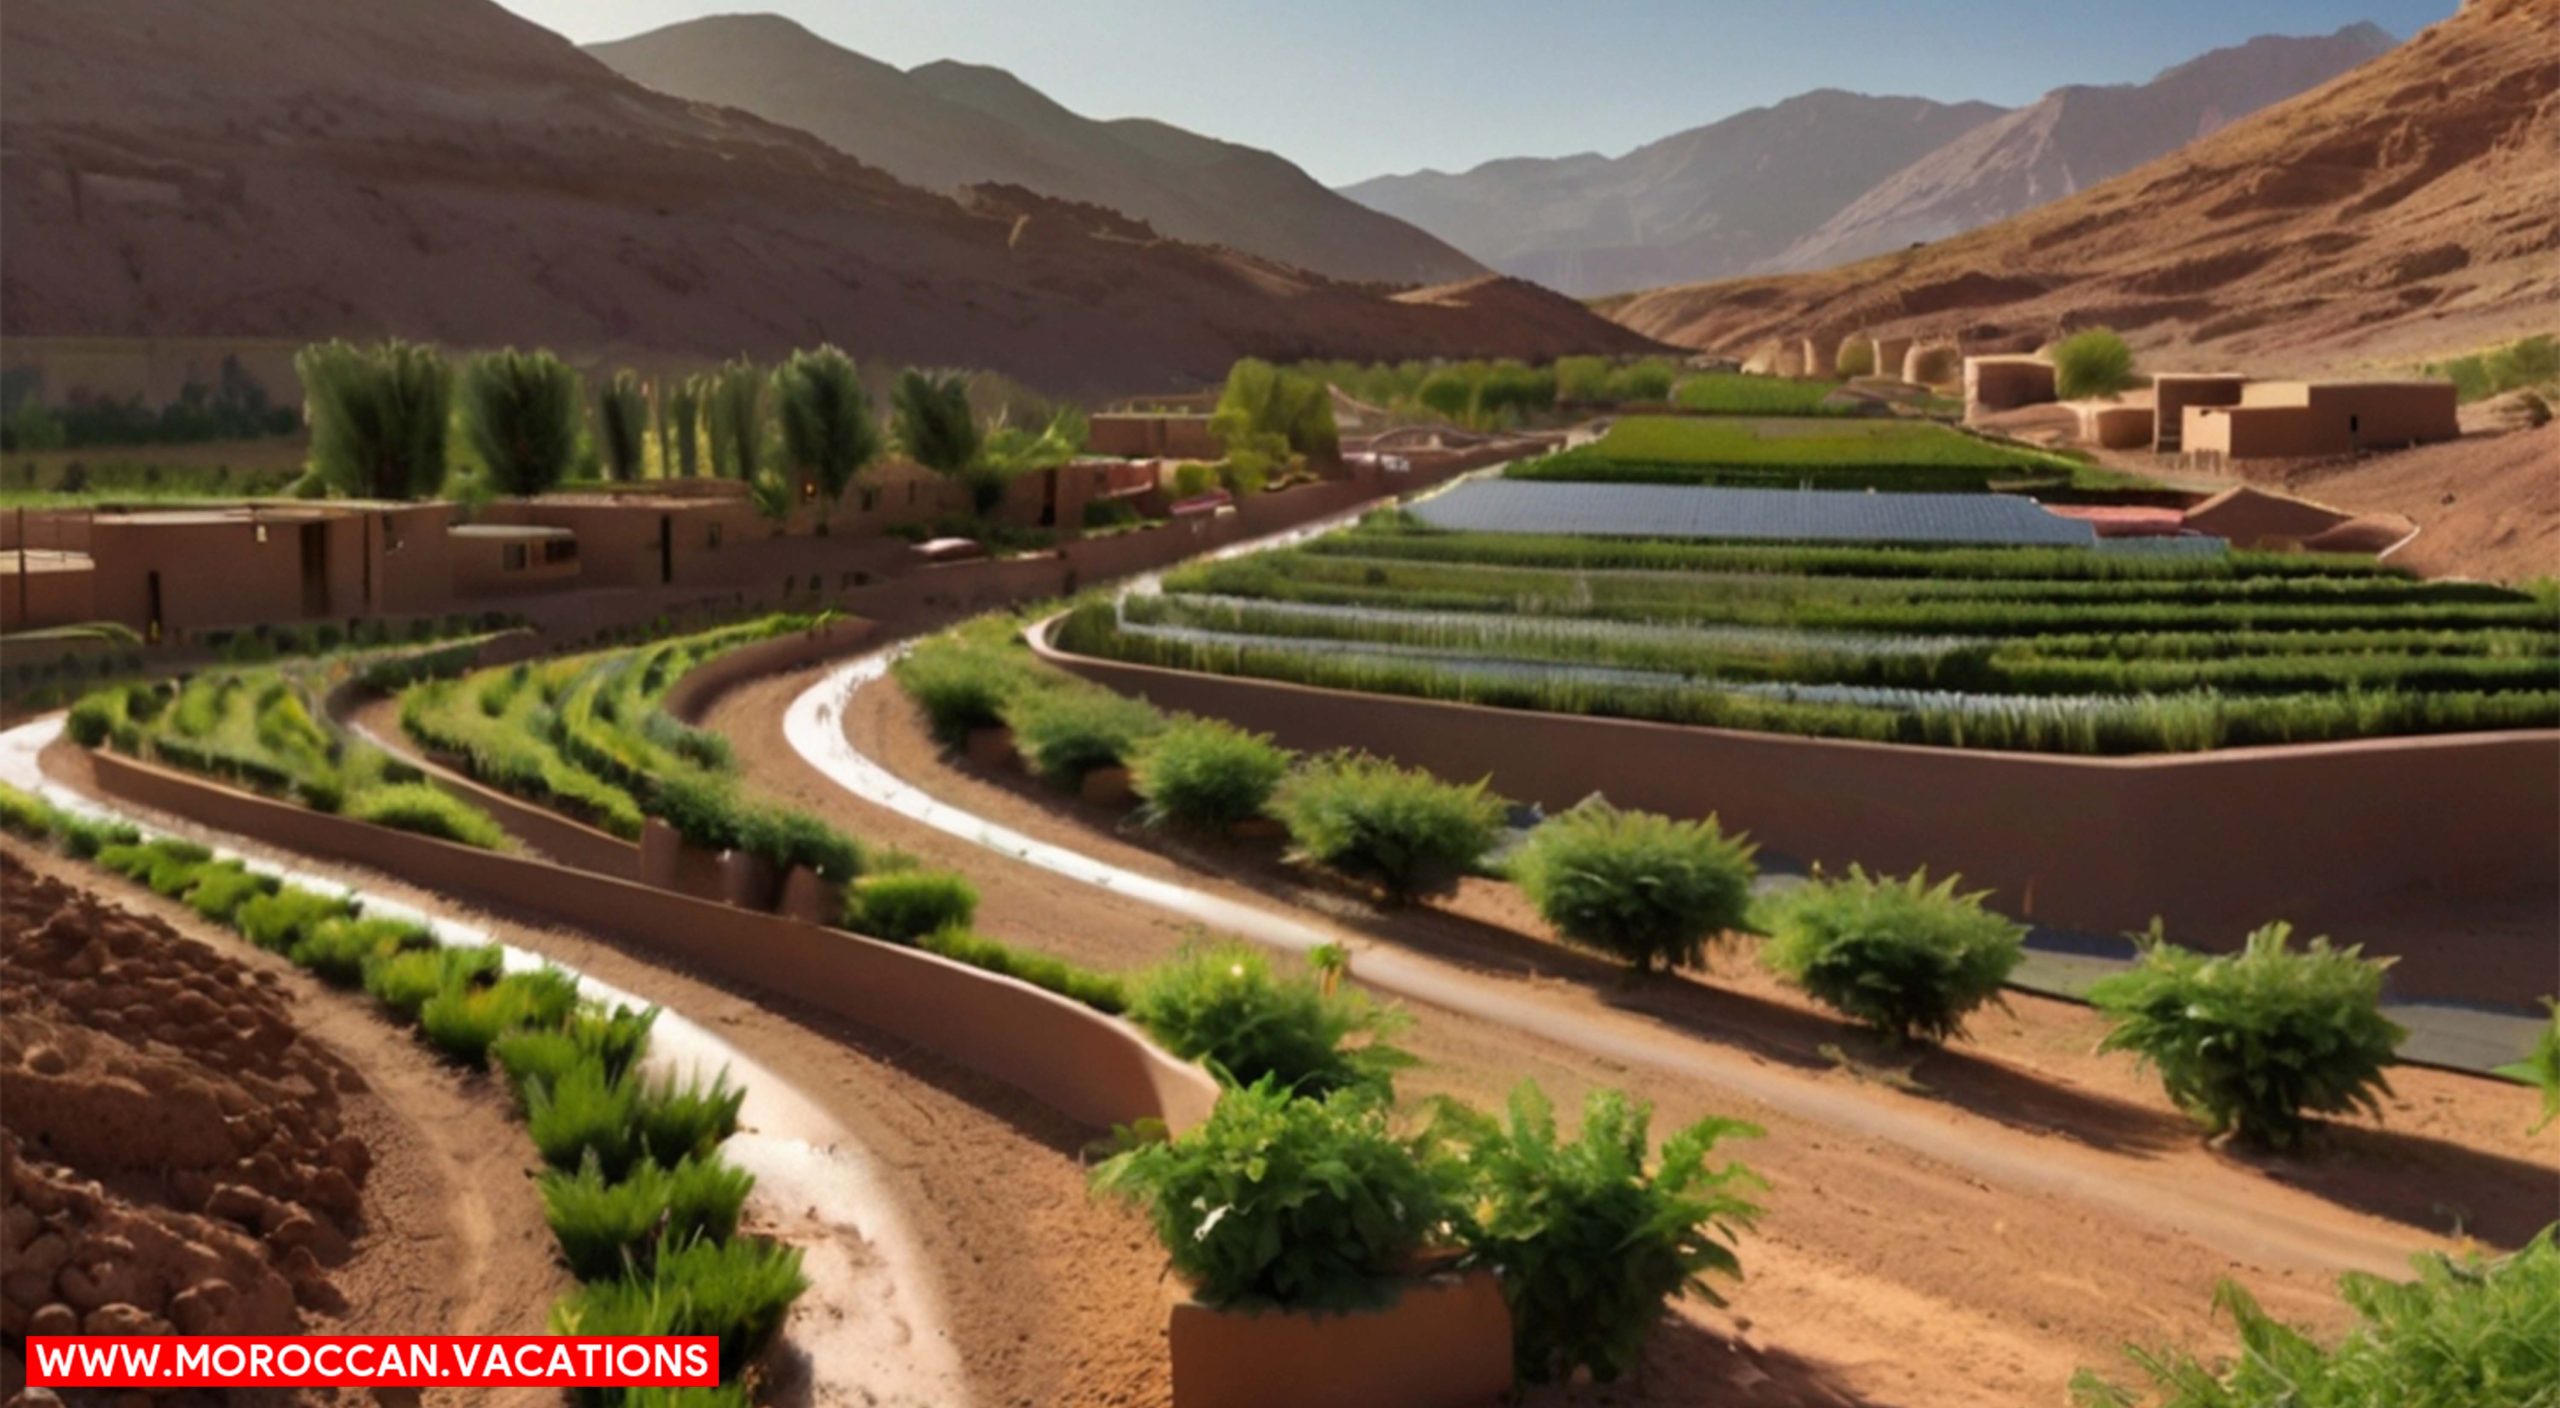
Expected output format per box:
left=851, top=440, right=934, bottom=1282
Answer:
left=1512, top=804, right=1758, bottom=972
left=65, top=691, right=122, bottom=748
left=551, top=1233, right=807, bottom=1377
left=2071, top=1228, right=2558, bottom=1408
left=237, top=887, right=356, bottom=953
left=2090, top=922, right=2404, bottom=1148
left=343, top=782, right=508, bottom=850
left=1000, top=684, right=1163, bottom=786
left=914, top=927, right=1128, bottom=1013
left=634, top=1068, right=746, bottom=1168
left=1437, top=1083, right=1762, bottom=1384
left=181, top=862, right=275, bottom=923
left=419, top=969, right=579, bottom=1067
left=528, top=1058, right=642, bottom=1179
left=1130, top=717, right=1291, bottom=830
left=1268, top=751, right=1504, bottom=901
left=2053, top=328, right=2136, bottom=400
left=734, top=806, right=864, bottom=882
left=844, top=870, right=978, bottom=941
left=1130, top=944, right=1412, bottom=1099
left=0, top=783, right=50, bottom=839
left=364, top=944, right=502, bottom=1022
left=539, top=1154, right=756, bottom=1281
left=294, top=915, right=436, bottom=987
left=1092, top=1078, right=1451, bottom=1307
left=2492, top=1000, right=2559, bottom=1135
left=1759, top=866, right=2025, bottom=1044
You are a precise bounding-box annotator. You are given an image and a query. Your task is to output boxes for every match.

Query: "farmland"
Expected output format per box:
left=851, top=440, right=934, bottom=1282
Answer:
left=1051, top=511, right=2560, bottom=754
left=1509, top=414, right=2136, bottom=492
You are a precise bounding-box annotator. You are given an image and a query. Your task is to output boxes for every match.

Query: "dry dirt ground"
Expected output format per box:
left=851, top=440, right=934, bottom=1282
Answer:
left=703, top=663, right=2558, bottom=1408
left=0, top=843, right=566, bottom=1407
left=22, top=745, right=1178, bottom=1408
left=2269, top=423, right=2560, bottom=584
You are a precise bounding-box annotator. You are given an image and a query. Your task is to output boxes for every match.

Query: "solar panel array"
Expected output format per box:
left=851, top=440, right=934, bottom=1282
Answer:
left=1410, top=481, right=2103, bottom=548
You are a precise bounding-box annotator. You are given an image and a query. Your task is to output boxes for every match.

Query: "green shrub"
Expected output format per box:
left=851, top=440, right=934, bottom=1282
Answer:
left=568, top=1004, right=660, bottom=1084
left=1437, top=1083, right=1762, bottom=1384
left=298, top=339, right=452, bottom=500
left=1512, top=804, right=1758, bottom=972
left=1092, top=1078, right=1451, bottom=1308
left=1759, top=867, right=2025, bottom=1044
left=236, top=886, right=355, bottom=953
left=1130, top=717, right=1291, bottom=829
left=2052, top=328, right=2136, bottom=400
left=635, top=1069, right=746, bottom=1168
left=2089, top=922, right=2404, bottom=1148
left=1130, top=944, right=1412, bottom=1098
left=528, top=1058, right=643, bottom=1179
left=844, top=870, right=978, bottom=941
left=294, top=915, right=436, bottom=987
left=2071, top=1228, right=2558, bottom=1408
left=735, top=806, right=864, bottom=881
left=538, top=1154, right=756, bottom=1281
left=343, top=783, right=508, bottom=850
left=554, top=1234, right=806, bottom=1378
left=895, top=642, right=1025, bottom=747
left=364, top=944, right=502, bottom=1022
left=419, top=969, right=578, bottom=1067
left=1000, top=684, right=1163, bottom=786
left=461, top=348, right=583, bottom=497
left=914, top=927, right=1128, bottom=1013
left=2492, top=1001, right=2560, bottom=1135
left=57, top=813, right=142, bottom=860
left=0, top=783, right=50, bottom=839
left=1268, top=751, right=1504, bottom=901
left=181, top=862, right=275, bottom=923
left=64, top=691, right=123, bottom=748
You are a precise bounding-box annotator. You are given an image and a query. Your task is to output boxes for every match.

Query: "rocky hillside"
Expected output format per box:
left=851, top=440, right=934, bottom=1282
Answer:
left=589, top=15, right=1483, bottom=288
left=1607, top=0, right=2558, bottom=373
left=0, top=0, right=1651, bottom=396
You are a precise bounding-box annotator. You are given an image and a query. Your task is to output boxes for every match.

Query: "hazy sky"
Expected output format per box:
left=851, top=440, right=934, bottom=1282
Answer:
left=497, top=0, right=2453, bottom=186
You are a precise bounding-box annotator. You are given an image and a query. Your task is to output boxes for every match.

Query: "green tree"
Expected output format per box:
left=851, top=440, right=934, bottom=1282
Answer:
left=893, top=368, right=996, bottom=512
left=459, top=349, right=583, bottom=498
left=1554, top=356, right=1610, bottom=404
left=706, top=358, right=766, bottom=482
left=2052, top=328, right=2137, bottom=400
left=664, top=375, right=705, bottom=478
left=772, top=345, right=881, bottom=503
left=596, top=370, right=648, bottom=483
left=296, top=339, right=453, bottom=501
left=1212, top=358, right=1338, bottom=489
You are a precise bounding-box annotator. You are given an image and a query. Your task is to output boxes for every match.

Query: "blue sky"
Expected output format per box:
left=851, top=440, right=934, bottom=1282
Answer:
left=499, top=0, right=2453, bottom=186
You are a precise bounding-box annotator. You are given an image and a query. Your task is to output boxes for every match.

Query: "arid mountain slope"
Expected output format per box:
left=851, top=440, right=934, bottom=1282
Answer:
left=1608, top=0, right=2560, bottom=373
left=0, top=0, right=1650, bottom=396
left=1341, top=92, right=2005, bottom=297
left=1771, top=25, right=2397, bottom=273
left=587, top=15, right=1482, bottom=288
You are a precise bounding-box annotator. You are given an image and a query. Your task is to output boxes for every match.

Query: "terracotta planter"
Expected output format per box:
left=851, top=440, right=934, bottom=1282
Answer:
left=721, top=849, right=782, bottom=911
left=777, top=865, right=841, bottom=926
left=638, top=819, right=728, bottom=902
left=1078, top=764, right=1136, bottom=809
left=964, top=725, right=1018, bottom=771
left=1167, top=1271, right=1511, bottom=1408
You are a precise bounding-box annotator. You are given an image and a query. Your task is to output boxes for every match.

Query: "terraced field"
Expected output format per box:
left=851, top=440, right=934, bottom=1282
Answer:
left=1508, top=414, right=2137, bottom=492
left=1052, top=512, right=2560, bottom=754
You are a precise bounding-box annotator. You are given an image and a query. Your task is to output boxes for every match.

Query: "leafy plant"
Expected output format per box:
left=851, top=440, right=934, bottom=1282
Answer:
left=892, top=368, right=991, bottom=510
left=1000, top=683, right=1163, bottom=786
left=2492, top=1000, right=2560, bottom=1134
left=1513, top=804, right=1758, bottom=972
left=2053, top=328, right=2137, bottom=400
left=1130, top=943, right=1413, bottom=1099
left=295, top=339, right=452, bottom=500
left=1268, top=750, right=1504, bottom=901
left=634, top=1068, right=746, bottom=1168
left=773, top=345, right=881, bottom=503
left=914, top=926, right=1127, bottom=1013
left=236, top=886, right=356, bottom=953
left=461, top=348, right=584, bottom=497
left=893, top=640, right=1025, bottom=746
left=539, top=1154, right=755, bottom=1281
left=552, top=1233, right=806, bottom=1378
left=664, top=376, right=704, bottom=478
left=844, top=870, right=979, bottom=941
left=528, top=1057, right=643, bottom=1178
left=1436, top=1083, right=1762, bottom=1384
left=343, top=782, right=509, bottom=850
left=1091, top=1078, right=1451, bottom=1308
left=363, top=943, right=502, bottom=1021
left=597, top=371, right=650, bottom=483
left=2089, top=922, right=2404, bottom=1148
left=1759, top=866, right=2024, bottom=1044
left=181, top=862, right=276, bottom=923
left=2072, top=1228, right=2559, bottom=1408
left=419, top=968, right=579, bottom=1068
left=292, top=915, right=434, bottom=987
left=706, top=358, right=767, bottom=482
left=1130, top=716, right=1291, bottom=830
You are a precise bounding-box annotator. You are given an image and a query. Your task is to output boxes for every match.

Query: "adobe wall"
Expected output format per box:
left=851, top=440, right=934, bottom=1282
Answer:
left=0, top=560, right=96, bottom=633
left=2307, top=383, right=2461, bottom=447
left=2077, top=403, right=2153, bottom=449
left=2151, top=375, right=2247, bottom=452
left=1167, top=1272, right=1511, bottom=1408
left=82, top=748, right=1220, bottom=1133
left=1903, top=344, right=1959, bottom=387
left=1034, top=631, right=2559, bottom=1006
left=1964, top=357, right=2057, bottom=416
left=1088, top=414, right=1222, bottom=461
left=1869, top=337, right=1914, bottom=382
left=86, top=515, right=320, bottom=633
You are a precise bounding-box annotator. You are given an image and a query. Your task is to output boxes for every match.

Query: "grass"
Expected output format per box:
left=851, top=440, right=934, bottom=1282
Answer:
left=1527, top=415, right=2105, bottom=488
left=1670, top=374, right=1857, bottom=417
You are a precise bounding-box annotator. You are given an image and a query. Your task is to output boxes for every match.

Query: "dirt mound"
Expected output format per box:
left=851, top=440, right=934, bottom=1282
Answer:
left=1, top=856, right=368, bottom=1341
left=1610, top=0, right=2560, bottom=375
left=0, top=0, right=1651, bottom=395
left=2273, top=424, right=2560, bottom=582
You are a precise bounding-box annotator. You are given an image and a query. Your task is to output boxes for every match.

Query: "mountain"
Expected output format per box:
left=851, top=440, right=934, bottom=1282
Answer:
left=586, top=15, right=1482, bottom=288
left=1606, top=0, right=2559, bottom=373
left=1769, top=24, right=2398, bottom=272
left=1340, top=92, right=2004, bottom=297
left=0, top=0, right=1653, bottom=397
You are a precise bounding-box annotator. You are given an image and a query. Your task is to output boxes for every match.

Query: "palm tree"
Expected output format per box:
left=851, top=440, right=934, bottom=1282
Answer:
left=893, top=368, right=993, bottom=512
left=460, top=348, right=583, bottom=497
left=772, top=345, right=882, bottom=503
left=295, top=339, right=452, bottom=500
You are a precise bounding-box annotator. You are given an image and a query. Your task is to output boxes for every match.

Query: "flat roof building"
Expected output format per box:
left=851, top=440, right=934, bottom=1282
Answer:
left=2182, top=380, right=2458, bottom=461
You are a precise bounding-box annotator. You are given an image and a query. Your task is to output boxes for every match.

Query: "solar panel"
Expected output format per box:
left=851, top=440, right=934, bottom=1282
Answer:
left=1410, top=481, right=2102, bottom=547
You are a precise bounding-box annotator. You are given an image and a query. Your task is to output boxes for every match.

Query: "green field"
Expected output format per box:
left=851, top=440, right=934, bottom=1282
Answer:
left=1051, top=512, right=2560, bottom=755
left=1508, top=415, right=2136, bottom=492
left=1669, top=373, right=1857, bottom=416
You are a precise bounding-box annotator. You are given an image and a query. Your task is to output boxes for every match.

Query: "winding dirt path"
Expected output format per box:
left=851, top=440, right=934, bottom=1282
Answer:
left=697, top=650, right=2554, bottom=1408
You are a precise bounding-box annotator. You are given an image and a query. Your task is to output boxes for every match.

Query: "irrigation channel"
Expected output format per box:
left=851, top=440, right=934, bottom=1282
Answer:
left=0, top=713, right=971, bottom=1408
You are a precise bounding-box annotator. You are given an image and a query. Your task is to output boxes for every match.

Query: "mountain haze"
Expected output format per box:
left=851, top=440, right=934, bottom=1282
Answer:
left=1607, top=0, right=2558, bottom=372
left=0, top=0, right=1652, bottom=396
left=1341, top=92, right=2003, bottom=297
left=1770, top=23, right=2399, bottom=272
left=587, top=14, right=1484, bottom=287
